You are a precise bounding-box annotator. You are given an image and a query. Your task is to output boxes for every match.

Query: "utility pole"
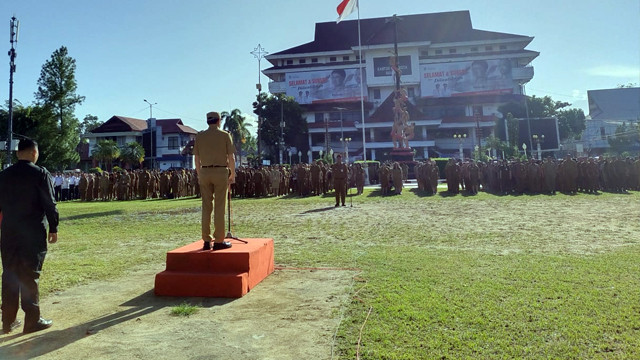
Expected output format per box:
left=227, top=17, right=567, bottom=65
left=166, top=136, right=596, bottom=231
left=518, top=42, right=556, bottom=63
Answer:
left=5, top=16, right=19, bottom=168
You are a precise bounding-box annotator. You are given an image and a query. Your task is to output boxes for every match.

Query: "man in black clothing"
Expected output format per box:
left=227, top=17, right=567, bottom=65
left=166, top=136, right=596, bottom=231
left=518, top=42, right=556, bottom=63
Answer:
left=0, top=138, right=59, bottom=334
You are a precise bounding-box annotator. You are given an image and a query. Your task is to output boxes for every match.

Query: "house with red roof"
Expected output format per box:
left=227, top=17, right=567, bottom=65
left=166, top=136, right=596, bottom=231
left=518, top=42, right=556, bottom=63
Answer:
left=82, top=116, right=198, bottom=170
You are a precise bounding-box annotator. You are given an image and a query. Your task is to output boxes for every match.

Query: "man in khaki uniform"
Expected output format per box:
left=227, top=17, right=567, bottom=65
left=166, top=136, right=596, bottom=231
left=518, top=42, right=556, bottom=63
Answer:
left=331, top=154, right=348, bottom=206
left=194, top=111, right=235, bottom=250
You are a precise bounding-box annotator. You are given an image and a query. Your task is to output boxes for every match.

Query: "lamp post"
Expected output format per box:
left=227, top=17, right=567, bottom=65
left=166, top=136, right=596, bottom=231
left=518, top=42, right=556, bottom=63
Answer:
left=453, top=133, right=467, bottom=161
left=329, top=149, right=334, bottom=163
left=251, top=44, right=268, bottom=167
left=297, top=150, right=302, bottom=164
left=319, top=150, right=324, bottom=162
left=340, top=137, right=352, bottom=163
left=522, top=143, right=528, bottom=158
left=307, top=150, right=312, bottom=164
left=144, top=99, right=157, bottom=169
left=532, top=134, right=545, bottom=160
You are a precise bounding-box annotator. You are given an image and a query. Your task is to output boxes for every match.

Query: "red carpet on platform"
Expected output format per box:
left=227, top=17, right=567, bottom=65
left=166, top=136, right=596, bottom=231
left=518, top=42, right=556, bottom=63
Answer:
left=154, top=238, right=274, bottom=298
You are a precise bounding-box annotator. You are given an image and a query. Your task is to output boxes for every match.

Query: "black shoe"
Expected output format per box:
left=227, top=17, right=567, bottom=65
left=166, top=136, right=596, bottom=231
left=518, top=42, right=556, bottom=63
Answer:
left=23, top=318, right=52, bottom=334
left=342, top=204, right=346, bottom=206
left=212, top=241, right=232, bottom=250
left=3, top=320, right=21, bottom=334
left=335, top=204, right=339, bottom=207
left=202, top=241, right=211, bottom=250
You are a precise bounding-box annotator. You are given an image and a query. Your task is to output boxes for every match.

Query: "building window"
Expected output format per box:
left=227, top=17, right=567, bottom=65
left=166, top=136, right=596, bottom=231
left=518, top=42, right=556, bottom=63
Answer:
left=286, top=59, right=293, bottom=65
left=420, top=51, right=429, bottom=57
left=329, top=56, right=337, bottom=62
left=168, top=136, right=179, bottom=150
left=311, top=58, right=318, bottom=63
left=343, top=56, right=349, bottom=61
left=373, top=89, right=381, bottom=100
left=600, top=127, right=606, bottom=140
left=500, top=45, right=507, bottom=50
left=435, top=49, right=443, bottom=55
left=470, top=47, right=478, bottom=52
left=315, top=113, right=325, bottom=123
left=449, top=48, right=457, bottom=54
left=485, top=46, right=493, bottom=51
left=407, top=88, right=415, bottom=98
left=299, top=59, right=306, bottom=64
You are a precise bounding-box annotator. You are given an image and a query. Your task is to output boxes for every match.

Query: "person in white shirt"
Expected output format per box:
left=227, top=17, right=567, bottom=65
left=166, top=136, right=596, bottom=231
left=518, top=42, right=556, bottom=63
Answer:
left=53, top=173, right=63, bottom=201
left=61, top=174, right=70, bottom=201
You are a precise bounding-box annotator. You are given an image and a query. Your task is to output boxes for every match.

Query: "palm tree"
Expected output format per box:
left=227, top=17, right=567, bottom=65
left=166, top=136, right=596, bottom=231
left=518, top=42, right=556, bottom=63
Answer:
left=92, top=139, right=120, bottom=171
left=120, top=142, right=145, bottom=169
left=222, top=109, right=251, bottom=165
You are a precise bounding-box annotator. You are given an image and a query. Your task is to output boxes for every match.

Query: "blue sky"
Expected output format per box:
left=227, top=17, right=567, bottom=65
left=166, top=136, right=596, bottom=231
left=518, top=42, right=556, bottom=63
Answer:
left=2, top=0, right=639, bottom=133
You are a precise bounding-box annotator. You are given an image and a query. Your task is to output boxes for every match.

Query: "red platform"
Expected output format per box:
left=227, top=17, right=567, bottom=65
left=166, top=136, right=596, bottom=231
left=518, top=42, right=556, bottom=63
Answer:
left=154, top=238, right=274, bottom=298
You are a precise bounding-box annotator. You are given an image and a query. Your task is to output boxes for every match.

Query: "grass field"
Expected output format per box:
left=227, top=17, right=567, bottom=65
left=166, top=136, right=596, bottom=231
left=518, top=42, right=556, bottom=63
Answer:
left=35, top=187, right=640, bottom=358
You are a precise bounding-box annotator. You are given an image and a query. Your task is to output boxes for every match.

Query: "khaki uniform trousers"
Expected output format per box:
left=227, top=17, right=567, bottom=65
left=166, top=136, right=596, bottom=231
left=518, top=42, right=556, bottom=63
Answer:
left=334, top=178, right=346, bottom=205
left=199, top=167, right=228, bottom=242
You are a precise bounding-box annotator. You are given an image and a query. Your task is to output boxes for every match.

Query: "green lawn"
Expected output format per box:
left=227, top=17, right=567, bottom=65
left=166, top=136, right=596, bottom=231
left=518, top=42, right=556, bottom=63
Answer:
left=34, top=189, right=640, bottom=358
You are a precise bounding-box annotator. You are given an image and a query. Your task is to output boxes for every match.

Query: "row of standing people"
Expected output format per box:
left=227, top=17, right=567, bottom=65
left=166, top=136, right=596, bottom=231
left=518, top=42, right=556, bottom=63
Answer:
left=438, top=155, right=640, bottom=195
left=73, top=169, right=200, bottom=201
left=232, top=160, right=367, bottom=199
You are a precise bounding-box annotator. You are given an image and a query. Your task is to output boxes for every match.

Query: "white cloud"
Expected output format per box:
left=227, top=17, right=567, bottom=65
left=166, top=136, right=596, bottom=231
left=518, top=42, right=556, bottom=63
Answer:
left=571, top=89, right=587, bottom=101
left=585, top=65, right=640, bottom=78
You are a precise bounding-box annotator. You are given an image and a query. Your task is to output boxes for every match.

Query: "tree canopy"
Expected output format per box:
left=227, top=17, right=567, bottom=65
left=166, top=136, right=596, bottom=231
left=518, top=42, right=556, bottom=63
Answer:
left=33, top=46, right=85, bottom=170
left=498, top=95, right=585, bottom=141
left=253, top=93, right=307, bottom=164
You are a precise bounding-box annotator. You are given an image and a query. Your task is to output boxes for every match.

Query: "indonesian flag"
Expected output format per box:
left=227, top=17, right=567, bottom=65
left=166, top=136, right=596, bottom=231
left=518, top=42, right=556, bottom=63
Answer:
left=336, top=0, right=358, bottom=23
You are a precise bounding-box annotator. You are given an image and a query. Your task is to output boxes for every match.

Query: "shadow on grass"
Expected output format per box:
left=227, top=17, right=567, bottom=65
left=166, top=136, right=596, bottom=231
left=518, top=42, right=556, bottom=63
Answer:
left=61, top=210, right=125, bottom=221
left=299, top=206, right=339, bottom=214
left=438, top=191, right=459, bottom=198
left=0, top=289, right=234, bottom=359
left=408, top=188, right=436, bottom=198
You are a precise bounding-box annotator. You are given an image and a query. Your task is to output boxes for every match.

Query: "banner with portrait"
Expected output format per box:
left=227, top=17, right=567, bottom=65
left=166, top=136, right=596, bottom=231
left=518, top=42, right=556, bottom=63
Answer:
left=286, top=68, right=366, bottom=104
left=420, top=59, right=514, bottom=98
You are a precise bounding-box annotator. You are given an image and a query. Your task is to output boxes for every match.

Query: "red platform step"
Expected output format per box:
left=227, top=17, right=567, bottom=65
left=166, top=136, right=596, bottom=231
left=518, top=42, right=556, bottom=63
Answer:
left=154, top=238, right=274, bottom=298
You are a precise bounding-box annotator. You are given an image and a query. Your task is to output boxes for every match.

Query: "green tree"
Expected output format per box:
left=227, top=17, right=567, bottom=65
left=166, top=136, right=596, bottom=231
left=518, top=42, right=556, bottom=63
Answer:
left=557, top=108, right=586, bottom=140
left=119, top=142, right=145, bottom=169
left=499, top=95, right=584, bottom=141
left=34, top=46, right=85, bottom=170
left=253, top=93, right=307, bottom=164
left=222, top=109, right=251, bottom=165
left=92, top=139, right=120, bottom=171
left=80, top=114, right=103, bottom=135
left=608, top=122, right=639, bottom=155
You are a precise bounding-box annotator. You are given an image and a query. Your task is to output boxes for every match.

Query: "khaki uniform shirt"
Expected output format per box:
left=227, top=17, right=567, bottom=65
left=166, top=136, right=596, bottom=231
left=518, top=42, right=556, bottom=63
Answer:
left=193, top=126, right=234, bottom=167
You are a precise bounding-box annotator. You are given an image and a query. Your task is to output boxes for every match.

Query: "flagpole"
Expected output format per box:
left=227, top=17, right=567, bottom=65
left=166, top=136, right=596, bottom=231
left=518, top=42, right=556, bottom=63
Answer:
left=356, top=1, right=370, bottom=183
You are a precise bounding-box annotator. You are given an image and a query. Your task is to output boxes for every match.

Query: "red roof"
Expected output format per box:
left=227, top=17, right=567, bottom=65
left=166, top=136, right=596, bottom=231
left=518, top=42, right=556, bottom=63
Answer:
left=156, top=119, right=198, bottom=135
left=91, top=116, right=197, bottom=135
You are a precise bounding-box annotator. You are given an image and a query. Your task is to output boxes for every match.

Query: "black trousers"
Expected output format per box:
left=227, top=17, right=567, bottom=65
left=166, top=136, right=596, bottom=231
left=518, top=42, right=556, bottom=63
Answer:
left=54, top=186, right=62, bottom=202
left=1, top=248, right=46, bottom=326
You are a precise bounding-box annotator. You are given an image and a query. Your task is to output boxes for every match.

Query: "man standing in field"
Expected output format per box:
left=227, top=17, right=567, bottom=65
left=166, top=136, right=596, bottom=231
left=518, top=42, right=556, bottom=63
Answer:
left=194, top=111, right=235, bottom=250
left=0, top=138, right=59, bottom=334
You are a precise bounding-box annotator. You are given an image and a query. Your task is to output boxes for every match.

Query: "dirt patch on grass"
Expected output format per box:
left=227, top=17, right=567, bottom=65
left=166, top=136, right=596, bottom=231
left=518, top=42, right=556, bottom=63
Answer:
left=0, top=265, right=355, bottom=360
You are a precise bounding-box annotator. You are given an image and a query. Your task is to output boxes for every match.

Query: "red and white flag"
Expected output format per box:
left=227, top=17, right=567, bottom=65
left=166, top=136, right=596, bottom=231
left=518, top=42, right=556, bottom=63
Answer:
left=336, top=0, right=358, bottom=23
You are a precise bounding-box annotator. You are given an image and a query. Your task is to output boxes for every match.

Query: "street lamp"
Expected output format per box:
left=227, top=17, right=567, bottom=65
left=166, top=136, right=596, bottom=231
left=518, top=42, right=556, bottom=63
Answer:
left=144, top=99, right=157, bottom=169
left=335, top=107, right=347, bottom=142
left=307, top=150, right=312, bottom=164
left=340, top=137, right=352, bottom=163
left=297, top=150, right=302, bottom=164
left=453, top=133, right=467, bottom=161
left=532, top=134, right=545, bottom=160
left=319, top=150, right=324, bottom=161
left=522, top=143, right=527, bottom=158
left=251, top=44, right=268, bottom=167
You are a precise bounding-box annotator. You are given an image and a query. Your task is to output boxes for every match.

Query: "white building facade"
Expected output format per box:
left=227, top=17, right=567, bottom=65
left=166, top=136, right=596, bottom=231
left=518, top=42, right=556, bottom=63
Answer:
left=264, top=11, right=537, bottom=161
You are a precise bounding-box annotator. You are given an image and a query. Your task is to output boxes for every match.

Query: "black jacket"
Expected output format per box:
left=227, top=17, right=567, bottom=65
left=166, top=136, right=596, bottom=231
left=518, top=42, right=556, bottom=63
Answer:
left=0, top=160, right=59, bottom=254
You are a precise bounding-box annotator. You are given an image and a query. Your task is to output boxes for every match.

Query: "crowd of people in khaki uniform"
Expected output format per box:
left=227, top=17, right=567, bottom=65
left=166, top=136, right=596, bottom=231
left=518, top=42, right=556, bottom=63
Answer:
left=67, top=156, right=638, bottom=202
left=73, top=168, right=200, bottom=201
left=230, top=160, right=368, bottom=200
left=430, top=155, right=640, bottom=195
